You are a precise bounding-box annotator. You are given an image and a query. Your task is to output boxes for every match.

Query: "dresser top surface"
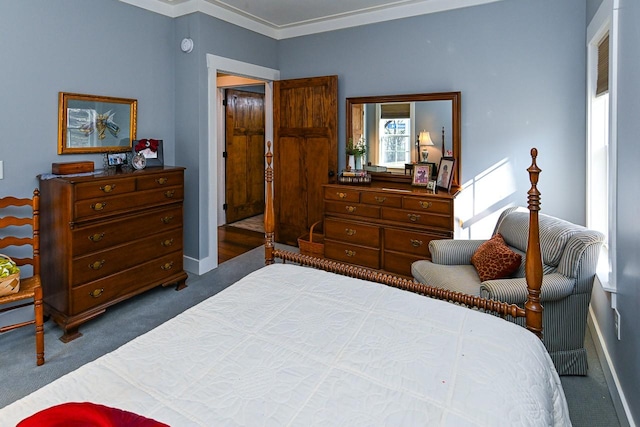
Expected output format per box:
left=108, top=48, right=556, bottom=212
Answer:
left=38, top=166, right=184, bottom=183
left=324, top=181, right=459, bottom=199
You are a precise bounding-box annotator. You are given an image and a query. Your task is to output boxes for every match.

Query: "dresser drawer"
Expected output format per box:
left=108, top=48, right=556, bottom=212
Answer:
left=137, top=171, right=184, bottom=190
left=75, top=179, right=136, bottom=200
left=74, top=186, right=183, bottom=221
left=325, top=201, right=380, bottom=219
left=361, top=192, right=402, bottom=208
left=324, top=240, right=380, bottom=269
left=324, top=187, right=360, bottom=203
left=383, top=251, right=425, bottom=277
left=402, top=197, right=452, bottom=215
left=72, top=205, right=183, bottom=255
left=71, top=228, right=183, bottom=286
left=325, top=218, right=380, bottom=247
left=384, top=228, right=441, bottom=257
left=70, top=251, right=184, bottom=315
left=382, top=207, right=451, bottom=230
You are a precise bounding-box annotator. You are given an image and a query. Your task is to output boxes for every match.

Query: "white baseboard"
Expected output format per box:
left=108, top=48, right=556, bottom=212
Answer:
left=183, top=255, right=218, bottom=276
left=588, top=308, right=635, bottom=427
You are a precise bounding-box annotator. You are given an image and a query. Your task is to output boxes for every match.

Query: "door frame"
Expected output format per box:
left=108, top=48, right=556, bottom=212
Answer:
left=195, top=54, right=279, bottom=275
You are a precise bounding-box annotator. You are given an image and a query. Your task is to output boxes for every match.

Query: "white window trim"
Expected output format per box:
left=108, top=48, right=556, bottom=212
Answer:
left=587, top=0, right=618, bottom=292
left=373, top=102, right=417, bottom=171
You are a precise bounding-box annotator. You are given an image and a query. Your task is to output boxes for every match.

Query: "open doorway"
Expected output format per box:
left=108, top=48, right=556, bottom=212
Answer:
left=195, top=54, right=278, bottom=275
left=217, top=75, right=266, bottom=263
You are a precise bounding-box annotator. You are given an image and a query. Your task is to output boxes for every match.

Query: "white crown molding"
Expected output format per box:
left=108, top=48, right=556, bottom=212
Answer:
left=120, top=0, right=503, bottom=40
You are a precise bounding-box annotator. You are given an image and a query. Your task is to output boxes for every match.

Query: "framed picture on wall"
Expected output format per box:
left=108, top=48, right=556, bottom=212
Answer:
left=436, top=157, right=455, bottom=192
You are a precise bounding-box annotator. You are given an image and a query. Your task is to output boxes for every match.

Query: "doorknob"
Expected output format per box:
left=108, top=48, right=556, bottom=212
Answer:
left=328, top=170, right=335, bottom=177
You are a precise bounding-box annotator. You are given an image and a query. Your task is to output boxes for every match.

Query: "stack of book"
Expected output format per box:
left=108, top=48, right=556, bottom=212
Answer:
left=338, top=169, right=371, bottom=184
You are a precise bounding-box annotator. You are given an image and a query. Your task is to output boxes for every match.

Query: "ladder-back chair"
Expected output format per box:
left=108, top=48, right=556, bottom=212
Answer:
left=0, top=189, right=45, bottom=366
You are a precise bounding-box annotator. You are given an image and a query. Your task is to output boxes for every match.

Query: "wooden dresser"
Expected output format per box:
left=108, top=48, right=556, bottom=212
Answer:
left=323, top=182, right=457, bottom=277
left=38, top=166, right=188, bottom=342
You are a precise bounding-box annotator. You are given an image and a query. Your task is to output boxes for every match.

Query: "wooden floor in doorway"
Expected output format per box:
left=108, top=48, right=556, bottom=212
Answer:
left=218, top=224, right=264, bottom=264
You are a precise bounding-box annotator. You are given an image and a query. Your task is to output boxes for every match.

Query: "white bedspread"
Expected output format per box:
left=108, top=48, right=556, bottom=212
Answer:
left=1, top=264, right=571, bottom=426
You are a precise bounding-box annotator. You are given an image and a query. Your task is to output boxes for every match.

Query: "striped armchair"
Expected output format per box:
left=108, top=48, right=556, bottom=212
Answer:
left=411, top=207, right=604, bottom=375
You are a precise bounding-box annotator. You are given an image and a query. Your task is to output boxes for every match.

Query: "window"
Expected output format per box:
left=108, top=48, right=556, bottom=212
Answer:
left=587, top=0, right=617, bottom=291
left=377, top=103, right=412, bottom=169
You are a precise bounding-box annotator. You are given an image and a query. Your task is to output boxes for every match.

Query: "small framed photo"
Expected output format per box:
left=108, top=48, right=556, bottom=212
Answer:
left=133, top=139, right=164, bottom=167
left=412, top=164, right=431, bottom=187
left=427, top=181, right=436, bottom=191
left=426, top=162, right=437, bottom=179
left=107, top=152, right=128, bottom=167
left=436, top=157, right=456, bottom=192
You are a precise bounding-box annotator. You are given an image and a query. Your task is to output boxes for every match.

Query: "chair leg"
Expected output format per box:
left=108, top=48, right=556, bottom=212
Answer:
left=34, top=286, right=45, bottom=366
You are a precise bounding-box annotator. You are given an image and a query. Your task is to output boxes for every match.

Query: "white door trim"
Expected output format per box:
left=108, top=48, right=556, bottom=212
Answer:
left=184, top=54, right=279, bottom=275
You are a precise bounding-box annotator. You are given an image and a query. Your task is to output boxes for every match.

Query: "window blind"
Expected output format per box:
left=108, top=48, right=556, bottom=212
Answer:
left=380, top=103, right=410, bottom=119
left=596, top=33, right=609, bottom=96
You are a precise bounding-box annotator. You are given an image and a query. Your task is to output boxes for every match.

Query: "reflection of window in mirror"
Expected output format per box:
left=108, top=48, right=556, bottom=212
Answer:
left=370, top=103, right=415, bottom=169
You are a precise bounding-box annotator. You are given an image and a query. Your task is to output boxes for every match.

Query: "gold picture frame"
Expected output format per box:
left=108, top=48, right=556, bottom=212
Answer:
left=412, top=164, right=431, bottom=187
left=58, top=92, right=137, bottom=154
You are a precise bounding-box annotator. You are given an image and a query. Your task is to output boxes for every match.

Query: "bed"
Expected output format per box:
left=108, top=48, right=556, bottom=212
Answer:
left=0, top=148, right=571, bottom=426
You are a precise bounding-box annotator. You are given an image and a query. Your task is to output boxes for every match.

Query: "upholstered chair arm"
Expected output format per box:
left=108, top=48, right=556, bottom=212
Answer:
left=429, top=239, right=486, bottom=265
left=479, top=273, right=576, bottom=304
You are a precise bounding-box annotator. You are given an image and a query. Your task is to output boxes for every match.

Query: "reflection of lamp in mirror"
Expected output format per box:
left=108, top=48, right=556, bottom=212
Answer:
left=419, top=130, right=434, bottom=163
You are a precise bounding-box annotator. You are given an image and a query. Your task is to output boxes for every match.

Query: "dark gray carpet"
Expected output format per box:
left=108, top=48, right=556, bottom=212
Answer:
left=0, top=246, right=621, bottom=426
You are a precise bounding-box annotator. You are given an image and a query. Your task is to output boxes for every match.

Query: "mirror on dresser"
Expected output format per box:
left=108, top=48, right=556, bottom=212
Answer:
left=346, top=92, right=461, bottom=189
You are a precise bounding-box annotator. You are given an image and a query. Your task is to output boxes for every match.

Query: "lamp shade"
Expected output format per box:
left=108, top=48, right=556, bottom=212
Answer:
left=419, top=131, right=434, bottom=146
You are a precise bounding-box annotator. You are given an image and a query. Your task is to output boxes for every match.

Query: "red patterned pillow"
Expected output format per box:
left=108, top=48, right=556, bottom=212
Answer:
left=471, top=233, right=522, bottom=282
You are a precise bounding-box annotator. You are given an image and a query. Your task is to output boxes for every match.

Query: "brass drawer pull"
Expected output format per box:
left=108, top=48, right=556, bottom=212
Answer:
left=89, top=288, right=104, bottom=298
left=408, top=213, right=421, bottom=222
left=161, top=261, right=174, bottom=271
left=161, top=238, right=174, bottom=247
left=89, top=260, right=105, bottom=270
left=345, top=228, right=356, bottom=236
left=374, top=196, right=387, bottom=203
left=161, top=216, right=174, bottom=224
left=411, top=239, right=423, bottom=247
left=337, top=192, right=348, bottom=199
left=346, top=205, right=357, bottom=213
left=345, top=249, right=356, bottom=257
left=164, top=190, right=175, bottom=198
left=156, top=177, right=169, bottom=185
left=419, top=201, right=432, bottom=209
left=91, top=202, right=107, bottom=211
left=99, top=184, right=116, bottom=193
left=88, top=233, right=105, bottom=242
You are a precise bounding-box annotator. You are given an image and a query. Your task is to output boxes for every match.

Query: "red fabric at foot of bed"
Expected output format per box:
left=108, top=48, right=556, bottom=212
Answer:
left=17, top=402, right=169, bottom=427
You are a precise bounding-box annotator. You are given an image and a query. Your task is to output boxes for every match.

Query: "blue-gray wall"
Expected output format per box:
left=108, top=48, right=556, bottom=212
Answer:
left=1, top=1, right=638, bottom=423
left=279, top=0, right=587, bottom=227
left=0, top=0, right=175, bottom=197
left=607, top=0, right=640, bottom=421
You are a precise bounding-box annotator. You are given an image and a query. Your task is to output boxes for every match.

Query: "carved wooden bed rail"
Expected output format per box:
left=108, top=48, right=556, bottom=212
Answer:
left=264, top=142, right=544, bottom=337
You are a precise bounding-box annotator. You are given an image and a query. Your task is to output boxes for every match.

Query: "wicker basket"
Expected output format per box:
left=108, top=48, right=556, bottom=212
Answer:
left=298, top=221, right=324, bottom=257
left=0, top=254, right=20, bottom=297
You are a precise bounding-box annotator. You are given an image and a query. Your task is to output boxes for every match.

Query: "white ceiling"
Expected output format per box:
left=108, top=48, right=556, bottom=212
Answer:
left=120, top=0, right=501, bottom=39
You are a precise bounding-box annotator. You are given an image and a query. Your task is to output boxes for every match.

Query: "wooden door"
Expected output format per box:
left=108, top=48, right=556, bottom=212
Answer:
left=273, top=75, right=338, bottom=245
left=225, top=89, right=265, bottom=223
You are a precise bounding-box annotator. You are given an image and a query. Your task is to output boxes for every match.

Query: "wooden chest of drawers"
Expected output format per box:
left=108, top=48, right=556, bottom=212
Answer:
left=323, top=183, right=457, bottom=277
left=39, top=167, right=188, bottom=342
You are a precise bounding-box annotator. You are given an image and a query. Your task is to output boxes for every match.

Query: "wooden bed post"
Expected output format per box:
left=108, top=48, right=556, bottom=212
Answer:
left=265, top=142, right=275, bottom=265
left=525, top=148, right=543, bottom=338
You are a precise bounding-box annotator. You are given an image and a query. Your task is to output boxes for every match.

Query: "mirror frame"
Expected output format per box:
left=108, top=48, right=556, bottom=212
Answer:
left=346, top=91, right=461, bottom=189
left=58, top=92, right=137, bottom=154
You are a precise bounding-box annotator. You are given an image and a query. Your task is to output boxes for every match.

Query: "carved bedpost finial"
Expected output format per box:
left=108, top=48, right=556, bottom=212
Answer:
left=265, top=142, right=275, bottom=265
left=525, top=147, right=543, bottom=339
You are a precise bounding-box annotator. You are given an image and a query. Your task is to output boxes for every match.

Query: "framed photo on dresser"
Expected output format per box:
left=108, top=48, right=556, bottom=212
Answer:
left=436, top=157, right=455, bottom=192
left=412, top=164, right=431, bottom=187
